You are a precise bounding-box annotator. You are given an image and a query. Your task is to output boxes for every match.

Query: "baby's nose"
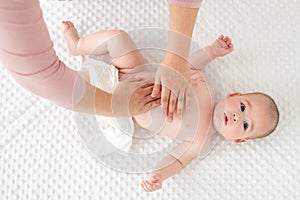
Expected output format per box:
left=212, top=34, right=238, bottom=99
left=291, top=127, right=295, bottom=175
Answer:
left=232, top=112, right=239, bottom=123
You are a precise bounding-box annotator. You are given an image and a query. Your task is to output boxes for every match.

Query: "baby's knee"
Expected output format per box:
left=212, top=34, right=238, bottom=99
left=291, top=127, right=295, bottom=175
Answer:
left=111, top=29, right=128, bottom=38
left=108, top=30, right=137, bottom=58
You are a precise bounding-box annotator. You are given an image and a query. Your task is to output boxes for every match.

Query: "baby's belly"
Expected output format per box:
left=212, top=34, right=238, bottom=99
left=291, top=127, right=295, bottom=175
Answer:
left=133, top=69, right=216, bottom=142
left=134, top=106, right=182, bottom=137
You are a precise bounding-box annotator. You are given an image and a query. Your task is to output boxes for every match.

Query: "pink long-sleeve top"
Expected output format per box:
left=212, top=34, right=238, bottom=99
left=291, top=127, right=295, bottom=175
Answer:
left=0, top=0, right=202, bottom=108
left=168, top=0, right=203, bottom=8
left=0, top=0, right=86, bottom=107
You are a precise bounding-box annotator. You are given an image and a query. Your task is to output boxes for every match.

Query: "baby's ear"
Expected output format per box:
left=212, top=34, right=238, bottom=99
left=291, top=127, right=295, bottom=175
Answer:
left=232, top=138, right=248, bottom=144
left=227, top=92, right=241, bottom=97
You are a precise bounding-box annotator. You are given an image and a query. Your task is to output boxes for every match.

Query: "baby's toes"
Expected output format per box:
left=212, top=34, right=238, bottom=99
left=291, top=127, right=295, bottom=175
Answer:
left=66, top=21, right=74, bottom=28
left=61, top=21, right=70, bottom=33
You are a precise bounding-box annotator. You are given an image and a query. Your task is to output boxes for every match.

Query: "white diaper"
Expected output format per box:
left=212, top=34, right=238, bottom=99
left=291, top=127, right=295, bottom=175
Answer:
left=82, top=58, right=134, bottom=152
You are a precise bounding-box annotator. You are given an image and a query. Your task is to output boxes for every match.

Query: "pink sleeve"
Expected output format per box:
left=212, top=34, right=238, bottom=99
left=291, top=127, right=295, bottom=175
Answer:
left=168, top=0, right=203, bottom=8
left=0, top=0, right=86, bottom=107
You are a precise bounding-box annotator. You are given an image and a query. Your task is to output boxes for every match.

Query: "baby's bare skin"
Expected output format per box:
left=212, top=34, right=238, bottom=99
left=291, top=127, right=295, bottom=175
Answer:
left=140, top=36, right=234, bottom=192
left=61, top=21, right=234, bottom=192
left=61, top=21, right=160, bottom=116
left=61, top=21, right=80, bottom=56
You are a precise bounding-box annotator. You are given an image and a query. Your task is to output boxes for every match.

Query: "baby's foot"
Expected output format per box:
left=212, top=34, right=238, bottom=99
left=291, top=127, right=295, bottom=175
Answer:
left=61, top=21, right=80, bottom=56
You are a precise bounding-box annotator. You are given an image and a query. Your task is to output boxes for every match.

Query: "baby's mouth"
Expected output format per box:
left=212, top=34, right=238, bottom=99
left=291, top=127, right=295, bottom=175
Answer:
left=224, top=113, right=228, bottom=126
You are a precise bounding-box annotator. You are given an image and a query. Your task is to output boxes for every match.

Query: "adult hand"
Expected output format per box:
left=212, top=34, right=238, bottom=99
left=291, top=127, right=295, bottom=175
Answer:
left=151, top=56, right=191, bottom=122
left=151, top=3, right=199, bottom=122
left=112, top=81, right=160, bottom=117
left=129, top=83, right=161, bottom=116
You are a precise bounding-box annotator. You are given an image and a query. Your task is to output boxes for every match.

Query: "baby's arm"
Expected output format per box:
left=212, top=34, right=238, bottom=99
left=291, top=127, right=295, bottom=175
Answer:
left=141, top=141, right=201, bottom=192
left=188, top=35, right=234, bottom=71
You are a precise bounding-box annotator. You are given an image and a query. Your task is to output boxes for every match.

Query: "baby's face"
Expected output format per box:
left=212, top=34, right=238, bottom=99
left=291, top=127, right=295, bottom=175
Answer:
left=212, top=93, right=273, bottom=142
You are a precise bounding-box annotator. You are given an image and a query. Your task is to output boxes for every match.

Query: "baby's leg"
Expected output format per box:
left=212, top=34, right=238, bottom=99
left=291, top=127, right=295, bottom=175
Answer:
left=61, top=21, right=146, bottom=75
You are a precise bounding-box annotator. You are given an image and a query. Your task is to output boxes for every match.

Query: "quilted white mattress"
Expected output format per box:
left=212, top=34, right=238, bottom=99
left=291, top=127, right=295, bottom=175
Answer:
left=1, top=0, right=299, bottom=199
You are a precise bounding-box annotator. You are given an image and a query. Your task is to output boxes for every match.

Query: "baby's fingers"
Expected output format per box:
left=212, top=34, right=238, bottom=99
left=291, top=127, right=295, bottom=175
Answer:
left=141, top=180, right=155, bottom=192
left=141, top=181, right=149, bottom=192
left=226, top=47, right=234, bottom=54
left=226, top=39, right=232, bottom=47
left=150, top=174, right=160, bottom=183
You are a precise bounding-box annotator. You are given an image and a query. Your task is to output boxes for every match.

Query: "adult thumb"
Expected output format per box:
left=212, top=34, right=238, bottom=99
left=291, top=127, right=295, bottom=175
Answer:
left=151, top=73, right=161, bottom=97
left=151, top=83, right=161, bottom=98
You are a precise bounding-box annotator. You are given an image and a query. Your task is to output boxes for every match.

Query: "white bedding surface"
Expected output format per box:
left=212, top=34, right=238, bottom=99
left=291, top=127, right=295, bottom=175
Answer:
left=0, top=0, right=299, bottom=199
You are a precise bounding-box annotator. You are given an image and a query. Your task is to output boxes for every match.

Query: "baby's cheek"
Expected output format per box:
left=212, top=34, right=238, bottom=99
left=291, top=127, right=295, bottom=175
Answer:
left=222, top=127, right=239, bottom=139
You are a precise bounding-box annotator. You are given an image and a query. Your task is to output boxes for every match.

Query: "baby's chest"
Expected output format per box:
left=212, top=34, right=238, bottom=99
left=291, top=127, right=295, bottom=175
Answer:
left=160, top=81, right=215, bottom=142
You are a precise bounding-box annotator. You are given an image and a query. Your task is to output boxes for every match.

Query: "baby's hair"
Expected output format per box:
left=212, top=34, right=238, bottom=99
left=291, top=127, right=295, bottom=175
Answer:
left=245, top=92, right=279, bottom=139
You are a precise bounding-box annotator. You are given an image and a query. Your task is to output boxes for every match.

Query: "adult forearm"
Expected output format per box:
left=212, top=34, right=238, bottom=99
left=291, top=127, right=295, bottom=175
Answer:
left=66, top=80, right=113, bottom=117
left=169, top=4, right=199, bottom=38
left=167, top=4, right=199, bottom=58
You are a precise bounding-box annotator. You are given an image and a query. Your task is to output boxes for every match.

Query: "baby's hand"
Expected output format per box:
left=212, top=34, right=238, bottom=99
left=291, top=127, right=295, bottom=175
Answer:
left=141, top=173, right=163, bottom=192
left=208, top=35, right=234, bottom=58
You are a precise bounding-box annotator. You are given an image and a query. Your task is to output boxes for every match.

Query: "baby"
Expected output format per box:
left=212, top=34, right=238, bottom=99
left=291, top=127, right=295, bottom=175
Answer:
left=61, top=21, right=279, bottom=192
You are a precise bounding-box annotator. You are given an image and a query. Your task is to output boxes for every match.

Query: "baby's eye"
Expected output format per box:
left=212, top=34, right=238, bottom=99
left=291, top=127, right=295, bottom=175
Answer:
left=243, top=121, right=248, bottom=131
left=240, top=102, right=246, bottom=112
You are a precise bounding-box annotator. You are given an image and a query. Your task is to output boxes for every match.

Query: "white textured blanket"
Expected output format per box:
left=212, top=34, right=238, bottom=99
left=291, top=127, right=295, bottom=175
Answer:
left=0, top=0, right=299, bottom=199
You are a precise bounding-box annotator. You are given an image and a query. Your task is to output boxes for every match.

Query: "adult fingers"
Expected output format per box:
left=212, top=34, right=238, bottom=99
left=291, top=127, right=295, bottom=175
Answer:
left=176, top=90, right=185, bottom=119
left=185, top=88, right=191, bottom=111
left=161, top=86, right=170, bottom=116
left=151, top=83, right=161, bottom=98
left=136, top=85, right=161, bottom=113
left=140, top=82, right=155, bottom=88
left=151, top=72, right=161, bottom=98
left=167, top=92, right=177, bottom=122
left=139, top=84, right=155, bottom=97
left=143, top=97, right=161, bottom=112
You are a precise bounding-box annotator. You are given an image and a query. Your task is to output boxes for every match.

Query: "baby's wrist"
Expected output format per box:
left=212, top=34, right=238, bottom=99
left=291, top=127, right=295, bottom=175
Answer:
left=204, top=46, right=217, bottom=60
left=150, top=172, right=163, bottom=180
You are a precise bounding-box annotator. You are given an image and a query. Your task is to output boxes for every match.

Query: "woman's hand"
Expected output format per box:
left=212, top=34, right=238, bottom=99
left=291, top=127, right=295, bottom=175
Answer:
left=112, top=82, right=160, bottom=117
left=129, top=83, right=161, bottom=116
left=151, top=56, right=191, bottom=122
left=141, top=173, right=163, bottom=192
